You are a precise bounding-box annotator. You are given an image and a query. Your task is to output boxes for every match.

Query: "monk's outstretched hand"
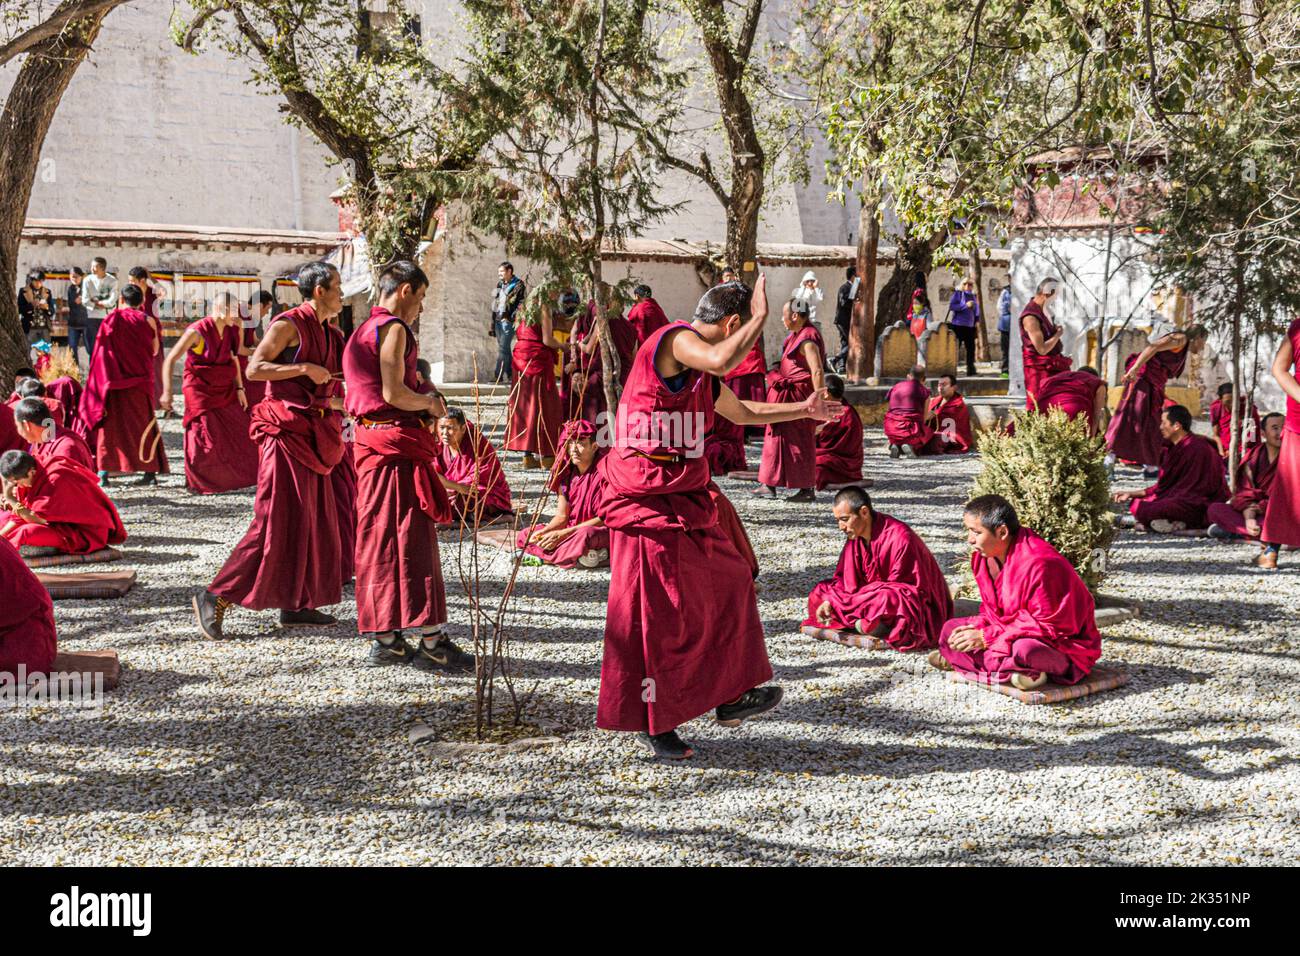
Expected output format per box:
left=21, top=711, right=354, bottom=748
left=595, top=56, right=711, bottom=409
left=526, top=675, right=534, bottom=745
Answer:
left=751, top=272, right=767, bottom=323
left=803, top=388, right=843, bottom=423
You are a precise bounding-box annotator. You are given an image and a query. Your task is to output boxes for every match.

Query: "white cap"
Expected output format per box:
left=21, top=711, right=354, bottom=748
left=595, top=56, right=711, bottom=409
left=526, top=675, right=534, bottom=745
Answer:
left=801, top=270, right=817, bottom=283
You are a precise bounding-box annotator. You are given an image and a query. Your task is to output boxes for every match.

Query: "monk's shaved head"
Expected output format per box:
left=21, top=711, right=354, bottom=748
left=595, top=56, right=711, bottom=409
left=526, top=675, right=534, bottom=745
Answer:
left=833, top=485, right=873, bottom=514
left=908, top=365, right=926, bottom=382
left=1078, top=366, right=1098, bottom=376
left=964, top=494, right=1021, bottom=536
left=693, top=281, right=752, bottom=325
left=13, top=398, right=54, bottom=426
left=824, top=373, right=846, bottom=401
left=120, top=284, right=144, bottom=308
left=1163, top=404, right=1193, bottom=432
left=1262, top=411, right=1284, bottom=429
left=0, top=449, right=36, bottom=481
left=16, top=378, right=45, bottom=398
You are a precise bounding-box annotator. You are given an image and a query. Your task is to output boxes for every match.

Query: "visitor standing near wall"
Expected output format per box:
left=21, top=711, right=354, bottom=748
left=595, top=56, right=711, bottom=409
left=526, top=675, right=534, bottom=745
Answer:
left=17, top=271, right=55, bottom=344
left=791, top=271, right=823, bottom=325
left=65, top=268, right=90, bottom=362
left=832, top=266, right=857, bottom=374
left=998, top=284, right=1012, bottom=375
left=81, top=257, right=118, bottom=357
left=490, top=261, right=526, bottom=384
left=947, top=278, right=980, bottom=377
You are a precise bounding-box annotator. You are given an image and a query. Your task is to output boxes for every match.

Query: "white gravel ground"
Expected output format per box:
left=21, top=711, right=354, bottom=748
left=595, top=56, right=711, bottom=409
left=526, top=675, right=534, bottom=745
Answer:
left=2, top=397, right=1297, bottom=866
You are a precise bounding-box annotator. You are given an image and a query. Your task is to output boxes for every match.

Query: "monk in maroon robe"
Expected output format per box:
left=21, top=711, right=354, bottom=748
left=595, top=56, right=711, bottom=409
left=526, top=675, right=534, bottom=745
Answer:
left=129, top=267, right=166, bottom=410
left=575, top=304, right=639, bottom=423
left=0, top=451, right=126, bottom=555
left=884, top=366, right=942, bottom=456
left=1113, top=404, right=1228, bottom=531
left=343, top=262, right=474, bottom=671
left=724, top=329, right=767, bottom=442
left=44, top=375, right=84, bottom=434
left=0, top=536, right=56, bottom=678
left=1019, top=279, right=1072, bottom=409
left=506, top=303, right=564, bottom=468
left=932, top=495, right=1100, bottom=689
left=241, top=290, right=273, bottom=408
left=1106, top=326, right=1208, bottom=472
left=1259, top=319, right=1300, bottom=569
left=814, top=373, right=863, bottom=488
left=806, top=486, right=951, bottom=651
left=626, top=286, right=669, bottom=345
left=755, top=298, right=826, bottom=500
left=79, top=284, right=169, bottom=484
left=597, top=277, right=840, bottom=760
left=1206, top=413, right=1282, bottom=540
left=434, top=409, right=514, bottom=520
left=1209, top=383, right=1261, bottom=459
left=1036, top=366, right=1108, bottom=436
left=13, top=398, right=93, bottom=470
left=928, top=374, right=974, bottom=453
left=518, top=419, right=611, bottom=568
left=161, top=294, right=258, bottom=495
left=0, top=400, right=25, bottom=456
left=193, top=263, right=348, bottom=638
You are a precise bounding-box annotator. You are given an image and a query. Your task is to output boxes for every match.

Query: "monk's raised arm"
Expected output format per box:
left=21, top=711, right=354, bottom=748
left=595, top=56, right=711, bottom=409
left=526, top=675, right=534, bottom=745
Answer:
left=667, top=274, right=768, bottom=377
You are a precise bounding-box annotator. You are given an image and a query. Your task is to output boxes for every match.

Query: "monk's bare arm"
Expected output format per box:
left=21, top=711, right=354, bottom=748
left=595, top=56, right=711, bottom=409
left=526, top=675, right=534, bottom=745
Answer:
left=803, top=340, right=826, bottom=391
left=1023, top=315, right=1058, bottom=355
left=246, top=321, right=325, bottom=384
left=379, top=323, right=444, bottom=415
left=1093, top=385, right=1110, bottom=437
left=540, top=307, right=563, bottom=351
left=1273, top=337, right=1300, bottom=406
left=665, top=274, right=769, bottom=377
left=159, top=328, right=200, bottom=409
left=437, top=474, right=474, bottom=496
left=715, top=381, right=839, bottom=426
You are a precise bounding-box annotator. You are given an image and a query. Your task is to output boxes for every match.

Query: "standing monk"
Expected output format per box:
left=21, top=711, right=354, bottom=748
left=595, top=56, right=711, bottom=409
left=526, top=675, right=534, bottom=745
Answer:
left=626, top=285, right=669, bottom=345
left=241, top=289, right=274, bottom=408
left=192, top=263, right=347, bottom=637
left=754, top=298, right=826, bottom=501
left=1019, top=277, right=1072, bottom=410
left=722, top=311, right=767, bottom=442
left=814, top=374, right=863, bottom=489
left=1036, top=366, right=1108, bottom=436
left=79, top=283, right=169, bottom=486
left=344, top=261, right=474, bottom=671
left=1106, top=325, right=1208, bottom=477
left=597, top=276, right=840, bottom=760
left=505, top=299, right=563, bottom=470
left=128, top=267, right=166, bottom=411
left=1112, top=405, right=1227, bottom=532
left=574, top=295, right=639, bottom=423
left=1258, top=317, right=1300, bottom=569
left=160, top=292, right=258, bottom=495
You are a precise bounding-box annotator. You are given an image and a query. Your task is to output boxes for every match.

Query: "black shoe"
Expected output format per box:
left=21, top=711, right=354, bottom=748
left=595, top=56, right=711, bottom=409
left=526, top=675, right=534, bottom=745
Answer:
left=888, top=444, right=901, bottom=459
left=786, top=489, right=815, bottom=503
left=193, top=590, right=231, bottom=639
left=639, top=730, right=695, bottom=760
left=366, top=635, right=417, bottom=666
left=130, top=472, right=157, bottom=486
left=280, top=608, right=337, bottom=627
left=412, top=636, right=476, bottom=673
left=715, top=685, right=784, bottom=727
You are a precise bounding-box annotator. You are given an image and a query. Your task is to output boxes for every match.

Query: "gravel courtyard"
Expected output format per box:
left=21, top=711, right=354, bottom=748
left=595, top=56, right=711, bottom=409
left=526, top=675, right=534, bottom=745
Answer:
left=3, top=400, right=1297, bottom=866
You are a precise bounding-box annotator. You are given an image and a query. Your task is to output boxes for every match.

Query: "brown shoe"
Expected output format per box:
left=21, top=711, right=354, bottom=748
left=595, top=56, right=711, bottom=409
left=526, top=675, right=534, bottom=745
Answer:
left=522, top=454, right=542, bottom=470
left=1256, top=549, right=1279, bottom=570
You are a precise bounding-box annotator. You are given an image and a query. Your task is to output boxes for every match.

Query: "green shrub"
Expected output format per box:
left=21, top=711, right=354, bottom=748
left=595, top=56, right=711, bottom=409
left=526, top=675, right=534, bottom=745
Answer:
left=971, top=407, right=1115, bottom=591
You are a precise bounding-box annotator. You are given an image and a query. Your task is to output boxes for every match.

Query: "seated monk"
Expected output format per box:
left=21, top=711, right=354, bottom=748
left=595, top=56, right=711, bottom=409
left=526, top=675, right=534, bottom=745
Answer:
left=44, top=374, right=84, bottom=434
left=10, top=377, right=65, bottom=428
left=927, top=374, right=973, bottom=453
left=0, top=449, right=126, bottom=556
left=1035, top=365, right=1108, bottom=436
left=13, top=398, right=94, bottom=470
left=0, top=400, right=24, bottom=455
left=434, top=407, right=514, bottom=521
left=517, top=419, right=610, bottom=568
left=1206, top=412, right=1283, bottom=541
left=884, top=365, right=942, bottom=457
left=814, top=373, right=863, bottom=488
left=1112, top=404, right=1228, bottom=532
left=1209, top=381, right=1260, bottom=459
left=932, top=494, right=1100, bottom=690
left=805, top=485, right=952, bottom=651
left=0, top=536, right=57, bottom=678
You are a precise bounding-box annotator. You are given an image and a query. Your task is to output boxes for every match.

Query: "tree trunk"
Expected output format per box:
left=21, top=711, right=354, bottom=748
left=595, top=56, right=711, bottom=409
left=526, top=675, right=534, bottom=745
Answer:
left=1228, top=256, right=1245, bottom=490
left=875, top=230, right=945, bottom=353
left=588, top=0, right=619, bottom=416
left=726, top=171, right=761, bottom=281
left=971, top=244, right=989, bottom=364
left=847, top=200, right=878, bottom=381
left=0, top=3, right=118, bottom=385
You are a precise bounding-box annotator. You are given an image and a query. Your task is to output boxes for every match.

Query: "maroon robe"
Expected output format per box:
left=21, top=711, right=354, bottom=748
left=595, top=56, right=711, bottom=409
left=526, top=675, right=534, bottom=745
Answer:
left=1037, top=369, right=1104, bottom=432
left=758, top=324, right=825, bottom=488
left=518, top=425, right=611, bottom=568
left=929, top=392, right=973, bottom=453
left=1106, top=346, right=1187, bottom=466
left=1129, top=433, right=1228, bottom=528
left=1020, top=300, right=1071, bottom=409
left=1, top=457, right=126, bottom=553
left=344, top=306, right=452, bottom=633
left=704, top=411, right=748, bottom=476
left=434, top=422, right=513, bottom=518
left=32, top=430, right=94, bottom=471
left=1261, top=318, right=1300, bottom=547
left=1205, top=442, right=1280, bottom=538
left=804, top=513, right=952, bottom=651
left=596, top=322, right=772, bottom=734
left=44, top=376, right=84, bottom=435
left=181, top=317, right=258, bottom=494
left=580, top=314, right=639, bottom=423
left=0, top=402, right=26, bottom=455
left=209, top=304, right=346, bottom=612
left=883, top=379, right=941, bottom=453
left=0, top=537, right=56, bottom=676
left=940, top=529, right=1100, bottom=685
left=815, top=403, right=864, bottom=488
left=1210, top=396, right=1260, bottom=458
left=506, top=320, right=563, bottom=458
left=80, top=306, right=169, bottom=475
left=626, top=297, right=670, bottom=345
left=239, top=324, right=267, bottom=407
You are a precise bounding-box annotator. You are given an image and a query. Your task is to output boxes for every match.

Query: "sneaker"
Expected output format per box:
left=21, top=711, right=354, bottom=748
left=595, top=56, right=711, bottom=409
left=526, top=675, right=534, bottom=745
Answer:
left=280, top=608, right=337, bottom=627
left=577, top=547, right=608, bottom=568
left=786, top=488, right=815, bottom=503
left=888, top=444, right=901, bottom=459
left=1148, top=518, right=1186, bottom=533
left=715, top=685, right=783, bottom=727
left=366, top=635, right=416, bottom=667
left=639, top=730, right=695, bottom=760
left=130, top=472, right=157, bottom=487
left=1009, top=671, right=1048, bottom=691
left=412, top=636, right=477, bottom=673
left=193, top=590, right=231, bottom=639
left=1206, top=523, right=1234, bottom=541
left=1256, top=549, right=1279, bottom=571
left=927, top=650, right=952, bottom=672
left=901, top=444, right=917, bottom=458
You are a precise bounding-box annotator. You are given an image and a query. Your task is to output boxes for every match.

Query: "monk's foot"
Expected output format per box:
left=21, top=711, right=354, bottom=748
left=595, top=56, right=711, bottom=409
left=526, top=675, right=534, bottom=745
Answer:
left=1256, top=548, right=1279, bottom=571
left=280, top=608, right=337, bottom=628
left=540, top=456, right=555, bottom=469
left=1009, top=671, right=1049, bottom=691
left=715, top=685, right=783, bottom=727
left=639, top=730, right=695, bottom=761
left=750, top=484, right=776, bottom=497
left=193, top=590, right=231, bottom=640
left=1148, top=518, right=1186, bottom=533
left=1206, top=523, right=1234, bottom=541
left=786, top=489, right=815, bottom=503
left=577, top=547, right=609, bottom=568
left=130, top=472, right=157, bottom=487
left=522, top=454, right=542, bottom=470
left=365, top=633, right=417, bottom=667
left=413, top=635, right=477, bottom=673
left=927, top=650, right=952, bottom=672
left=18, top=545, right=61, bottom=559
left=888, top=444, right=901, bottom=459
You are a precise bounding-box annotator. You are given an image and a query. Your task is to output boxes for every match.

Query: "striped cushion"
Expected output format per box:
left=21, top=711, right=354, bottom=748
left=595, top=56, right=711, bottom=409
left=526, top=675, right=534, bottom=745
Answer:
left=36, top=570, right=137, bottom=600
left=946, top=665, right=1130, bottom=704
left=24, top=547, right=124, bottom=569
